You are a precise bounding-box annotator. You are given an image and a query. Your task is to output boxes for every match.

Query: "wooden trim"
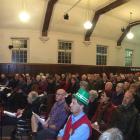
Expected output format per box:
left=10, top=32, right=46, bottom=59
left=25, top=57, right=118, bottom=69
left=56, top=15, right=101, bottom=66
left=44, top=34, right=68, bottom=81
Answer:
left=42, top=0, right=58, bottom=36
left=0, top=63, right=140, bottom=75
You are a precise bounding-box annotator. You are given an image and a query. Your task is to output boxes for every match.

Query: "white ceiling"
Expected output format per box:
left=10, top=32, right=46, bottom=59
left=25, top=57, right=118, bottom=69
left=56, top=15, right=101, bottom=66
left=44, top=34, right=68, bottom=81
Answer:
left=0, top=0, right=140, bottom=45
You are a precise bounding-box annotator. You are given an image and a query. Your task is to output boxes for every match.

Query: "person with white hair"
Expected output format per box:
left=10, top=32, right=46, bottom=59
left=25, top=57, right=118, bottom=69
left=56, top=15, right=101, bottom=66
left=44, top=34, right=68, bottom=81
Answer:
left=99, top=128, right=123, bottom=140
left=4, top=91, right=40, bottom=140
left=27, top=91, right=38, bottom=104
left=111, top=82, right=124, bottom=106
left=87, top=90, right=99, bottom=120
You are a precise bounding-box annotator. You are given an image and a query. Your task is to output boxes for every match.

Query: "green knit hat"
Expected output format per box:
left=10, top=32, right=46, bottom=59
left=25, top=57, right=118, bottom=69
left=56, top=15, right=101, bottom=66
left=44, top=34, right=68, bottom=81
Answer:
left=73, top=88, right=90, bottom=106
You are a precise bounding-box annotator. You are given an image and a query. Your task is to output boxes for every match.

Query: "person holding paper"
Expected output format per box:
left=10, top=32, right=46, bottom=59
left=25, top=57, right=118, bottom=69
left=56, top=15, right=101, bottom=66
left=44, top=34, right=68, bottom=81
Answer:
left=31, top=89, right=69, bottom=140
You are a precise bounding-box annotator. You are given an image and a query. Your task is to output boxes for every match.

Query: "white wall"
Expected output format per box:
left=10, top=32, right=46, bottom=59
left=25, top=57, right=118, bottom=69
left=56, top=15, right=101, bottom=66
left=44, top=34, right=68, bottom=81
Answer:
left=0, top=28, right=140, bottom=66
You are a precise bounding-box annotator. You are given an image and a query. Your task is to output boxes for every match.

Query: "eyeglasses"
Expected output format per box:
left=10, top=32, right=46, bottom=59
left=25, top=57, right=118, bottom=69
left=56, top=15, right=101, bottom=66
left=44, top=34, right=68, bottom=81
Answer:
left=56, top=93, right=64, bottom=96
left=117, top=86, right=122, bottom=88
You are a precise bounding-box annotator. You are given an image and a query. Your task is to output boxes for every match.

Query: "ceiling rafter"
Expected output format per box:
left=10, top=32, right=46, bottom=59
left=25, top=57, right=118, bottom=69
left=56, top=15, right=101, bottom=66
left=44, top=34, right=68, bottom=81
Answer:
left=84, top=0, right=130, bottom=41
left=117, top=20, right=140, bottom=46
left=42, top=0, right=58, bottom=36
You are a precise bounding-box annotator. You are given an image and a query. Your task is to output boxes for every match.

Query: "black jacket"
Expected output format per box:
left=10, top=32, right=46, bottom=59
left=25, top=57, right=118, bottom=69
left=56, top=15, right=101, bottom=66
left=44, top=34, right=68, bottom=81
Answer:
left=109, top=103, right=138, bottom=140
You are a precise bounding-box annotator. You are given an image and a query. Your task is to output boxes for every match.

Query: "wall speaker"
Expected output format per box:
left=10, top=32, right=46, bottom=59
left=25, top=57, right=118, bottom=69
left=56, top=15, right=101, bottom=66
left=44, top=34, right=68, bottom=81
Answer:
left=64, top=13, right=69, bottom=20
left=8, top=45, right=13, bottom=49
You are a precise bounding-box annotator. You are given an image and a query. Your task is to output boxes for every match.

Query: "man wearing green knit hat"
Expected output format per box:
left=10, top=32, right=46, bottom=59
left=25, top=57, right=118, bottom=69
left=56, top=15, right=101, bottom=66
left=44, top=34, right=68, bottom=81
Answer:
left=57, top=88, right=92, bottom=140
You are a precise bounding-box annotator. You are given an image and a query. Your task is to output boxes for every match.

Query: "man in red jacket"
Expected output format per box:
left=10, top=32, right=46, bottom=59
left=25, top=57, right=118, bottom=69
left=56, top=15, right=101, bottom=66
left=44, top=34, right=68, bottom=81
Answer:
left=57, top=88, right=92, bottom=140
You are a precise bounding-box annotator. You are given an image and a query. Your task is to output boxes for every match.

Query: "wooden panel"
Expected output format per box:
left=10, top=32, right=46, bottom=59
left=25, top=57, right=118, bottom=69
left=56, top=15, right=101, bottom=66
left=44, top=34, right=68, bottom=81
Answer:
left=0, top=63, right=140, bottom=75
left=42, top=0, right=58, bottom=36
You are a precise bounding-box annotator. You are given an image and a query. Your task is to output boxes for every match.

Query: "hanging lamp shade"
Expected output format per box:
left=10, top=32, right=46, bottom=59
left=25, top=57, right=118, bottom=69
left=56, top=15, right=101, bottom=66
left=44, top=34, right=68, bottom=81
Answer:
left=19, top=11, right=30, bottom=22
left=84, top=20, right=92, bottom=30
left=83, top=0, right=92, bottom=30
left=126, top=12, right=134, bottom=40
left=19, top=0, right=30, bottom=22
left=126, top=31, right=134, bottom=39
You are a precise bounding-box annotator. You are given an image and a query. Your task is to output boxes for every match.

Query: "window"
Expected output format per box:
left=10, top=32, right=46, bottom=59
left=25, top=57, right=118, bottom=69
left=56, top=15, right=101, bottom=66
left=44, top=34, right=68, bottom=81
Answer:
left=96, top=45, right=107, bottom=65
left=11, top=38, right=28, bottom=63
left=58, top=40, right=72, bottom=64
left=125, top=49, right=133, bottom=66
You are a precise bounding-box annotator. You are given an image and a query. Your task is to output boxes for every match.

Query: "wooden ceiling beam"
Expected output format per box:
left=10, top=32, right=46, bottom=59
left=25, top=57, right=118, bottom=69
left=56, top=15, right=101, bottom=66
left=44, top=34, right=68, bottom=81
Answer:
left=117, top=20, right=140, bottom=46
left=85, top=0, right=130, bottom=41
left=42, top=0, right=58, bottom=36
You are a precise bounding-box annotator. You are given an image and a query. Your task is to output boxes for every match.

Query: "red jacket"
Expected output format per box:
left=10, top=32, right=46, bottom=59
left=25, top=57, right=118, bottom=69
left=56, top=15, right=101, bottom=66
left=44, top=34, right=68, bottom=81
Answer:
left=92, top=101, right=116, bottom=131
left=63, top=114, right=92, bottom=140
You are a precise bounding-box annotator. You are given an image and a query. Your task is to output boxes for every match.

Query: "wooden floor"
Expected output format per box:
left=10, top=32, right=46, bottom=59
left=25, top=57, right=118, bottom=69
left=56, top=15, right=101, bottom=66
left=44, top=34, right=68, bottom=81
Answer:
left=1, top=137, right=10, bottom=140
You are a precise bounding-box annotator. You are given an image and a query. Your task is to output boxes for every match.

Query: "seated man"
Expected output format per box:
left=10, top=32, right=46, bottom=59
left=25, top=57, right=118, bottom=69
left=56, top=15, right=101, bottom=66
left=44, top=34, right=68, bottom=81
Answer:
left=32, top=89, right=69, bottom=140
left=3, top=91, right=40, bottom=140
left=4, top=91, right=40, bottom=119
left=57, top=88, right=92, bottom=140
left=111, top=83, right=124, bottom=106
left=109, top=90, right=138, bottom=140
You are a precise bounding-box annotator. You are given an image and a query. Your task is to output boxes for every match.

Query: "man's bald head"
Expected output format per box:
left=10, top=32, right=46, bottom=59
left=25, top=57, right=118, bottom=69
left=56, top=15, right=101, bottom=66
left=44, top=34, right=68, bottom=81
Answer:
left=55, top=89, right=66, bottom=102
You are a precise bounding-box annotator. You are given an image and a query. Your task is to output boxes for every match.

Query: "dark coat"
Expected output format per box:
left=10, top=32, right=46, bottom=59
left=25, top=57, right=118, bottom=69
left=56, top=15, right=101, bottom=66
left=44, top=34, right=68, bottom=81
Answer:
left=111, top=91, right=124, bottom=106
left=109, top=104, right=138, bottom=140
left=87, top=99, right=98, bottom=120
left=133, top=113, right=140, bottom=140
left=134, top=91, right=140, bottom=113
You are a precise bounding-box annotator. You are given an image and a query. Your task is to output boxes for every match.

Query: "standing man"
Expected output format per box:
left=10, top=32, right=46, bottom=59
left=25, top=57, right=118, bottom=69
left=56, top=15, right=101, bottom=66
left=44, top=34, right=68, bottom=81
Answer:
left=57, top=88, right=92, bottom=140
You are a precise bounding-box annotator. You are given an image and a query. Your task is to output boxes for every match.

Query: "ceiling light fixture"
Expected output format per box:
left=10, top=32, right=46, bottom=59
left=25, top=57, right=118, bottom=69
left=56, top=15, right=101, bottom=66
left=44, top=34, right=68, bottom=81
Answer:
left=83, top=0, right=92, bottom=30
left=19, top=11, right=30, bottom=22
left=127, top=12, right=134, bottom=40
left=84, top=20, right=92, bottom=30
left=19, top=0, right=30, bottom=22
left=126, top=31, right=134, bottom=39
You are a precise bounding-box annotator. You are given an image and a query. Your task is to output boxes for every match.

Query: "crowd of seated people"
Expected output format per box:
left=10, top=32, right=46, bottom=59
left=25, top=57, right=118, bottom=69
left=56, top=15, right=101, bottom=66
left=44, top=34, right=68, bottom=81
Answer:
left=0, top=72, right=140, bottom=140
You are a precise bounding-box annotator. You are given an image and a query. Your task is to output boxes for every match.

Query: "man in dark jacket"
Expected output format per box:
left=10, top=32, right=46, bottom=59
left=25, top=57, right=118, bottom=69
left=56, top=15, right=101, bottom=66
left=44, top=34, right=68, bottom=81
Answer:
left=109, top=90, right=138, bottom=140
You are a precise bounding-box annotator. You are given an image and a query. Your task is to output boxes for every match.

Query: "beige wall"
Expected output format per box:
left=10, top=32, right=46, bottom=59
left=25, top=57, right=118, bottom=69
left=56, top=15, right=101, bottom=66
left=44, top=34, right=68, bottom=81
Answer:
left=0, top=28, right=140, bottom=66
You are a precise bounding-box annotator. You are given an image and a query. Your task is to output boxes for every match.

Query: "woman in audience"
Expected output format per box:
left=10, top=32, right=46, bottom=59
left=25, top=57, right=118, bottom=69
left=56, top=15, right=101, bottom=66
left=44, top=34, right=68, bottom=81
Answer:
left=91, top=91, right=116, bottom=131
left=123, top=81, right=130, bottom=92
left=66, top=77, right=79, bottom=95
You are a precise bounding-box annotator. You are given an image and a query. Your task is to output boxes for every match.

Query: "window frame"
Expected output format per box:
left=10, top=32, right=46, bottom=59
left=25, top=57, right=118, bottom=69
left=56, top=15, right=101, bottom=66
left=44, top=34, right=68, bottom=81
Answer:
left=11, top=38, right=29, bottom=63
left=125, top=49, right=133, bottom=67
left=96, top=45, right=108, bottom=65
left=57, top=40, right=72, bottom=64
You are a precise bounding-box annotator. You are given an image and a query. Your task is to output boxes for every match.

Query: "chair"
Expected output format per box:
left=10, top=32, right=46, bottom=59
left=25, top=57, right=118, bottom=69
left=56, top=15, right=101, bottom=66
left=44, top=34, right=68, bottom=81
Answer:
left=15, top=118, right=32, bottom=140
left=90, top=128, right=102, bottom=140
